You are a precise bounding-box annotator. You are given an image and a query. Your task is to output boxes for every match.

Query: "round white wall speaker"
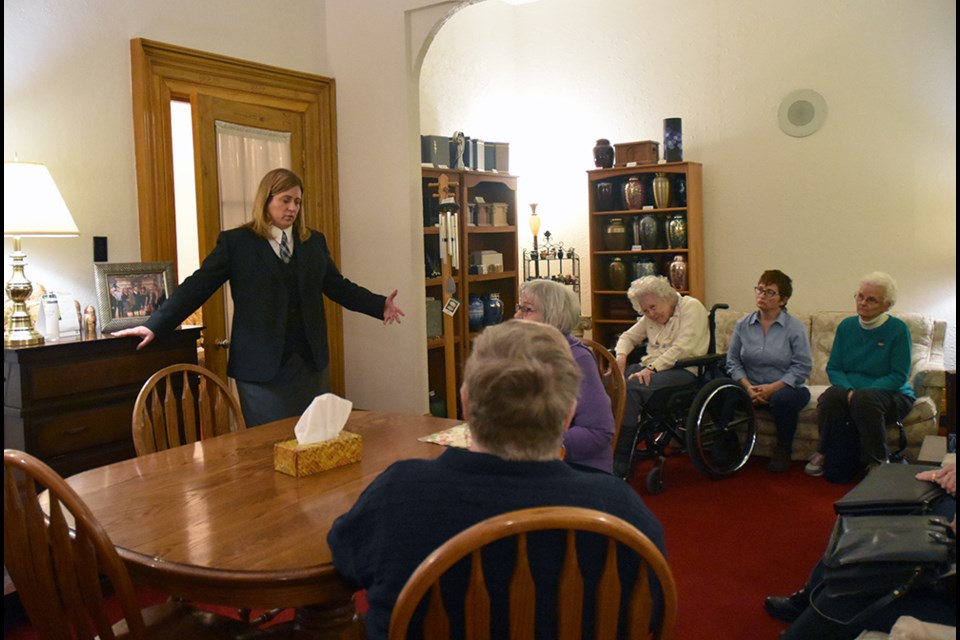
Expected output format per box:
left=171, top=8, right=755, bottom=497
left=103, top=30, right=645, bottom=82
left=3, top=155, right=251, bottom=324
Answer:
left=778, top=89, right=827, bottom=137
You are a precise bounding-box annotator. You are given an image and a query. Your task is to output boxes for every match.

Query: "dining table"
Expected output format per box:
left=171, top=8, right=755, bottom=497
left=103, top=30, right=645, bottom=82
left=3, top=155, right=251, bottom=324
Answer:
left=55, top=410, right=461, bottom=639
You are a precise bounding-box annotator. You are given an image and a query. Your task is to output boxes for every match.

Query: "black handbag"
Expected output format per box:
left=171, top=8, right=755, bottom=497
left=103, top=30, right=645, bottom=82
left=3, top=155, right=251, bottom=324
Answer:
left=811, top=514, right=956, bottom=627
left=833, top=463, right=945, bottom=515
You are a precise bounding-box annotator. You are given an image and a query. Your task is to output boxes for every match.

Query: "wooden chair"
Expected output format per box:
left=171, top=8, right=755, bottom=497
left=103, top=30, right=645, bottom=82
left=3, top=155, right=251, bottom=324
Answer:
left=388, top=506, right=678, bottom=640
left=581, top=338, right=628, bottom=454
left=132, top=363, right=246, bottom=456
left=3, top=449, right=252, bottom=640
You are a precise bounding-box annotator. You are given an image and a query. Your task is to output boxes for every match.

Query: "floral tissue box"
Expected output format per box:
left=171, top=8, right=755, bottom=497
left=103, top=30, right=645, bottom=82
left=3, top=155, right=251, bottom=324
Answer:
left=273, top=431, right=362, bottom=477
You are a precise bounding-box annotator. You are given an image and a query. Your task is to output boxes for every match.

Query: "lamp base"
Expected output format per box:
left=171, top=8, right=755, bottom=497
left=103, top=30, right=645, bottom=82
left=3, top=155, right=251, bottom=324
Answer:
left=5, top=242, right=45, bottom=348
left=4, top=324, right=45, bottom=348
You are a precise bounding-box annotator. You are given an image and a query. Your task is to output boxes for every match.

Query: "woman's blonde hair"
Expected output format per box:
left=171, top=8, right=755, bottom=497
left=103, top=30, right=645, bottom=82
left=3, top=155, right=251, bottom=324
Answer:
left=519, top=280, right=581, bottom=334
left=244, top=168, right=311, bottom=242
left=463, top=320, right=581, bottom=461
left=626, top=275, right=680, bottom=315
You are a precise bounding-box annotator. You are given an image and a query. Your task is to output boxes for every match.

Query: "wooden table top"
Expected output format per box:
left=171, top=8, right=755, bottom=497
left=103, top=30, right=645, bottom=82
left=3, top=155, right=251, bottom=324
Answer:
left=61, top=410, right=459, bottom=609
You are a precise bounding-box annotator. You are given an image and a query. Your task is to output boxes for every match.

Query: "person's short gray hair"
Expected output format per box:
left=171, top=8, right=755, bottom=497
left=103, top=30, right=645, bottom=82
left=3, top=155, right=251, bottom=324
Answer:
left=859, top=271, right=898, bottom=306
left=626, top=275, right=680, bottom=314
left=519, top=280, right=581, bottom=334
left=463, top=320, right=581, bottom=461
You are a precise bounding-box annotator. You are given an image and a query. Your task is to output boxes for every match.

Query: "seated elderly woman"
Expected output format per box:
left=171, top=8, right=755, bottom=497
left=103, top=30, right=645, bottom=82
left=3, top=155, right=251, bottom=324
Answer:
left=515, top=280, right=615, bottom=474
left=805, top=271, right=916, bottom=481
left=612, top=275, right=709, bottom=479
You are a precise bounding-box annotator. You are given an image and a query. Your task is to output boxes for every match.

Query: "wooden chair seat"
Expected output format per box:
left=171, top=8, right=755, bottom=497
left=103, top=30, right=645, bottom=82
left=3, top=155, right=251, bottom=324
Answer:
left=388, top=506, right=677, bottom=640
left=3, top=449, right=253, bottom=640
left=132, top=363, right=246, bottom=456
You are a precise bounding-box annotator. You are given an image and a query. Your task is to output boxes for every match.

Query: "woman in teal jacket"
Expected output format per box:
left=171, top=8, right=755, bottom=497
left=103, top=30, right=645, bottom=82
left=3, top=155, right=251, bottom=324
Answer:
left=805, top=272, right=915, bottom=478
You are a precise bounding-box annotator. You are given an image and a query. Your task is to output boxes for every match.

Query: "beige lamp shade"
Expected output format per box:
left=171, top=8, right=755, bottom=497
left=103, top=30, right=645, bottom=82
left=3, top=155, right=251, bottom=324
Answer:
left=4, top=160, right=79, bottom=347
left=4, top=161, right=80, bottom=237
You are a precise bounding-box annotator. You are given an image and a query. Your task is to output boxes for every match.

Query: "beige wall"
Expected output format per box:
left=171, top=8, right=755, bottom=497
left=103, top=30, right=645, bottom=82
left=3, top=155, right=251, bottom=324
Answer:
left=5, top=0, right=956, bottom=419
left=421, top=0, right=957, bottom=368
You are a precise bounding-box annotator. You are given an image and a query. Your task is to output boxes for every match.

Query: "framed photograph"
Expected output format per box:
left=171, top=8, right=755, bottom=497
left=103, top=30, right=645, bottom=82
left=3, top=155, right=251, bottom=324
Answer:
left=94, top=262, right=176, bottom=333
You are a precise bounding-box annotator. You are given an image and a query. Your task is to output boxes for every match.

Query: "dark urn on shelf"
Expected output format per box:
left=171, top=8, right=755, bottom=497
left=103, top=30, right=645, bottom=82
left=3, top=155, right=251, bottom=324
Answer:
left=595, top=181, right=615, bottom=211
left=603, top=217, right=630, bottom=251
left=631, top=256, right=658, bottom=280
left=667, top=214, right=688, bottom=249
left=593, top=138, right=615, bottom=168
left=664, top=117, right=683, bottom=162
left=608, top=257, right=628, bottom=291
left=638, top=213, right=660, bottom=250
left=469, top=294, right=484, bottom=332
left=675, top=174, right=687, bottom=207
left=483, top=293, right=504, bottom=327
left=622, top=176, right=645, bottom=210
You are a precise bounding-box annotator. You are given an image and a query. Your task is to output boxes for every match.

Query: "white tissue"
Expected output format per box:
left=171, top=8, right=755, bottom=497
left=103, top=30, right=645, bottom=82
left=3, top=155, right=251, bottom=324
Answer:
left=294, top=393, right=354, bottom=444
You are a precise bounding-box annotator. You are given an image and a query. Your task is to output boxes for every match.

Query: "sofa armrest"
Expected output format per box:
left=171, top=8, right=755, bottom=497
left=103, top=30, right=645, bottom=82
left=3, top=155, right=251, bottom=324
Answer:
left=912, top=361, right=946, bottom=401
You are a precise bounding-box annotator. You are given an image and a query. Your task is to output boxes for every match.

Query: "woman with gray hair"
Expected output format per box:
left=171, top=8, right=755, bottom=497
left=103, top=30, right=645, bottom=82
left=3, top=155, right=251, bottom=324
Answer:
left=805, top=271, right=915, bottom=481
left=611, top=275, right=709, bottom=479
left=514, top=280, right=615, bottom=473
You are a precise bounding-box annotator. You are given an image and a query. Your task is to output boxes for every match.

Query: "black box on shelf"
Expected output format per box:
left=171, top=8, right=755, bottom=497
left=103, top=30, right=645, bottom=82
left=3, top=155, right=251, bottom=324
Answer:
left=421, top=135, right=452, bottom=168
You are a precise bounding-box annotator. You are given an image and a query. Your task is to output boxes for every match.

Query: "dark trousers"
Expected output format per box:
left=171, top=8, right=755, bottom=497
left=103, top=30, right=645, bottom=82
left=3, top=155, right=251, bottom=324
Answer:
left=613, top=367, right=697, bottom=477
left=816, top=386, right=914, bottom=465
left=766, top=385, right=811, bottom=452
left=235, top=353, right=330, bottom=427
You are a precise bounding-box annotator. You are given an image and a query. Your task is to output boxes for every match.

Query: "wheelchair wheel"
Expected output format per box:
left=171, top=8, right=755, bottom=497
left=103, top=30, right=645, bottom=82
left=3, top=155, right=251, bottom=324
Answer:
left=645, top=458, right=666, bottom=494
left=684, top=378, right=756, bottom=479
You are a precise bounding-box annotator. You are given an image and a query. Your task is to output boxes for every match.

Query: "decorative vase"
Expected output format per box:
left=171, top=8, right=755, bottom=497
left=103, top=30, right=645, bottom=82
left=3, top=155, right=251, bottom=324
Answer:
left=631, top=256, right=658, bottom=280
left=631, top=217, right=642, bottom=247
left=653, top=173, right=672, bottom=209
left=622, top=176, right=644, bottom=210
left=675, top=174, right=687, bottom=207
left=595, top=181, right=615, bottom=211
left=593, top=138, right=615, bottom=168
left=667, top=214, right=688, bottom=249
left=638, top=213, right=660, bottom=250
left=669, top=255, right=688, bottom=291
left=608, top=258, right=628, bottom=291
left=664, top=117, right=683, bottom=162
left=603, top=217, right=630, bottom=251
left=483, top=293, right=504, bottom=327
left=468, top=294, right=484, bottom=332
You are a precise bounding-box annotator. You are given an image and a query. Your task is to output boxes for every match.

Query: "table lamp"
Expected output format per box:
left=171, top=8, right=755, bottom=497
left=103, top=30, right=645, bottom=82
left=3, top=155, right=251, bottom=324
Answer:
left=4, top=161, right=79, bottom=347
left=528, top=203, right=540, bottom=277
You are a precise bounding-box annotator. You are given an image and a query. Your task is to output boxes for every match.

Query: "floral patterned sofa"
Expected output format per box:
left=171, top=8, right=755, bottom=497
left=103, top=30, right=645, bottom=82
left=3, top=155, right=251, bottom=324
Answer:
left=713, top=310, right=946, bottom=462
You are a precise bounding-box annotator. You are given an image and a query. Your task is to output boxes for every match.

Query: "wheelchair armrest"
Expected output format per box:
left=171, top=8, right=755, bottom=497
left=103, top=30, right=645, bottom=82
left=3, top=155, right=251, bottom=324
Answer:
left=674, top=353, right=726, bottom=370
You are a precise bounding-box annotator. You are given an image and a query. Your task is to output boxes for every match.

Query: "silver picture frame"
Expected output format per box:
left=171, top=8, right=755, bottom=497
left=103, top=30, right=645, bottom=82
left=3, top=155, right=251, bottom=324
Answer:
left=94, top=261, right=175, bottom=333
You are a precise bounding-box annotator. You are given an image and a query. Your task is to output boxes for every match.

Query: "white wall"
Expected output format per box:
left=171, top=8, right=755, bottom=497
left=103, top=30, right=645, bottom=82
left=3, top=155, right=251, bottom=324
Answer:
left=421, top=0, right=957, bottom=368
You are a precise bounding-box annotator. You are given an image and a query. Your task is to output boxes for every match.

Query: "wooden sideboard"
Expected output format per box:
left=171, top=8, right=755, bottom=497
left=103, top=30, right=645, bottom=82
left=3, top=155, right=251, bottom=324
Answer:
left=3, top=327, right=201, bottom=478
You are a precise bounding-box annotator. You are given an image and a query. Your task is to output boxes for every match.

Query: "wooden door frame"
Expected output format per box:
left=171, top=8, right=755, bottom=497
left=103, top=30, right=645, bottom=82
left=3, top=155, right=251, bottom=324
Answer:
left=130, top=38, right=346, bottom=393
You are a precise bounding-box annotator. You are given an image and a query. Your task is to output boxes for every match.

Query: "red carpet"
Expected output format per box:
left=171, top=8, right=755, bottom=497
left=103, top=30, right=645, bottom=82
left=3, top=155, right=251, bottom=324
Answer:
left=5, top=454, right=853, bottom=639
left=629, top=451, right=852, bottom=639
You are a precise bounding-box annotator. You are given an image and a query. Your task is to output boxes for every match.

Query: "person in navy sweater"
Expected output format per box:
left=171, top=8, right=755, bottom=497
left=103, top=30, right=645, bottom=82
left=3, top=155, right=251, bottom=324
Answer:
left=514, top=279, right=615, bottom=474
left=327, top=320, right=667, bottom=639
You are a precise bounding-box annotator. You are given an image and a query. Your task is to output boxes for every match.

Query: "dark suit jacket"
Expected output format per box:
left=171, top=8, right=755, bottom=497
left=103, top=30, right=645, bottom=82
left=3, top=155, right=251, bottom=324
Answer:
left=146, top=226, right=385, bottom=382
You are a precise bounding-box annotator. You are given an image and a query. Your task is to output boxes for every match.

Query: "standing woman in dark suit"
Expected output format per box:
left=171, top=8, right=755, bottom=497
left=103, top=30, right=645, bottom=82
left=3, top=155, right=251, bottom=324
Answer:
left=114, top=168, right=405, bottom=426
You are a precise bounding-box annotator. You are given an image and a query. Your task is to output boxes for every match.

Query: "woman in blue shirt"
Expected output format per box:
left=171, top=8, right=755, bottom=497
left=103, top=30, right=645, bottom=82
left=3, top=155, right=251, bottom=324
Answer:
left=726, top=270, right=812, bottom=473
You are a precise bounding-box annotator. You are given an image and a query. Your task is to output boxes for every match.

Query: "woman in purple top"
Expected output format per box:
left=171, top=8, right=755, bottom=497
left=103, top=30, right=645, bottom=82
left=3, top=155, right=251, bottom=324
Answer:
left=515, top=280, right=615, bottom=473
left=726, top=270, right=812, bottom=473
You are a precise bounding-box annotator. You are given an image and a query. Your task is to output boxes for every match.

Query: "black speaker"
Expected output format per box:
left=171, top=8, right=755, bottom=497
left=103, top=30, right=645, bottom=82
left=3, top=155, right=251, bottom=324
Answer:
left=93, top=236, right=108, bottom=262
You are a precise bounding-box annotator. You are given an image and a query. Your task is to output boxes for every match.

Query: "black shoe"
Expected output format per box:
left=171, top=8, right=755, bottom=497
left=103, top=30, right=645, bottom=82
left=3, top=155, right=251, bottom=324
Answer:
left=764, top=588, right=809, bottom=623
left=767, top=446, right=791, bottom=473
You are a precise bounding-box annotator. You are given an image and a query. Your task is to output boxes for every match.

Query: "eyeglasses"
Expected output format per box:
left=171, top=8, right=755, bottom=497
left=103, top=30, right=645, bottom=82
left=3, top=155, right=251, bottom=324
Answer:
left=515, top=304, right=537, bottom=315
left=854, top=293, right=883, bottom=305
left=754, top=286, right=780, bottom=298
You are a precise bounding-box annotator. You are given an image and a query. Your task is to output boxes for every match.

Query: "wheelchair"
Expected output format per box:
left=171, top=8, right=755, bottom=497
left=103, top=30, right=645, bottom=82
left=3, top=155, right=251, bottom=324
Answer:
left=620, top=304, right=757, bottom=494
